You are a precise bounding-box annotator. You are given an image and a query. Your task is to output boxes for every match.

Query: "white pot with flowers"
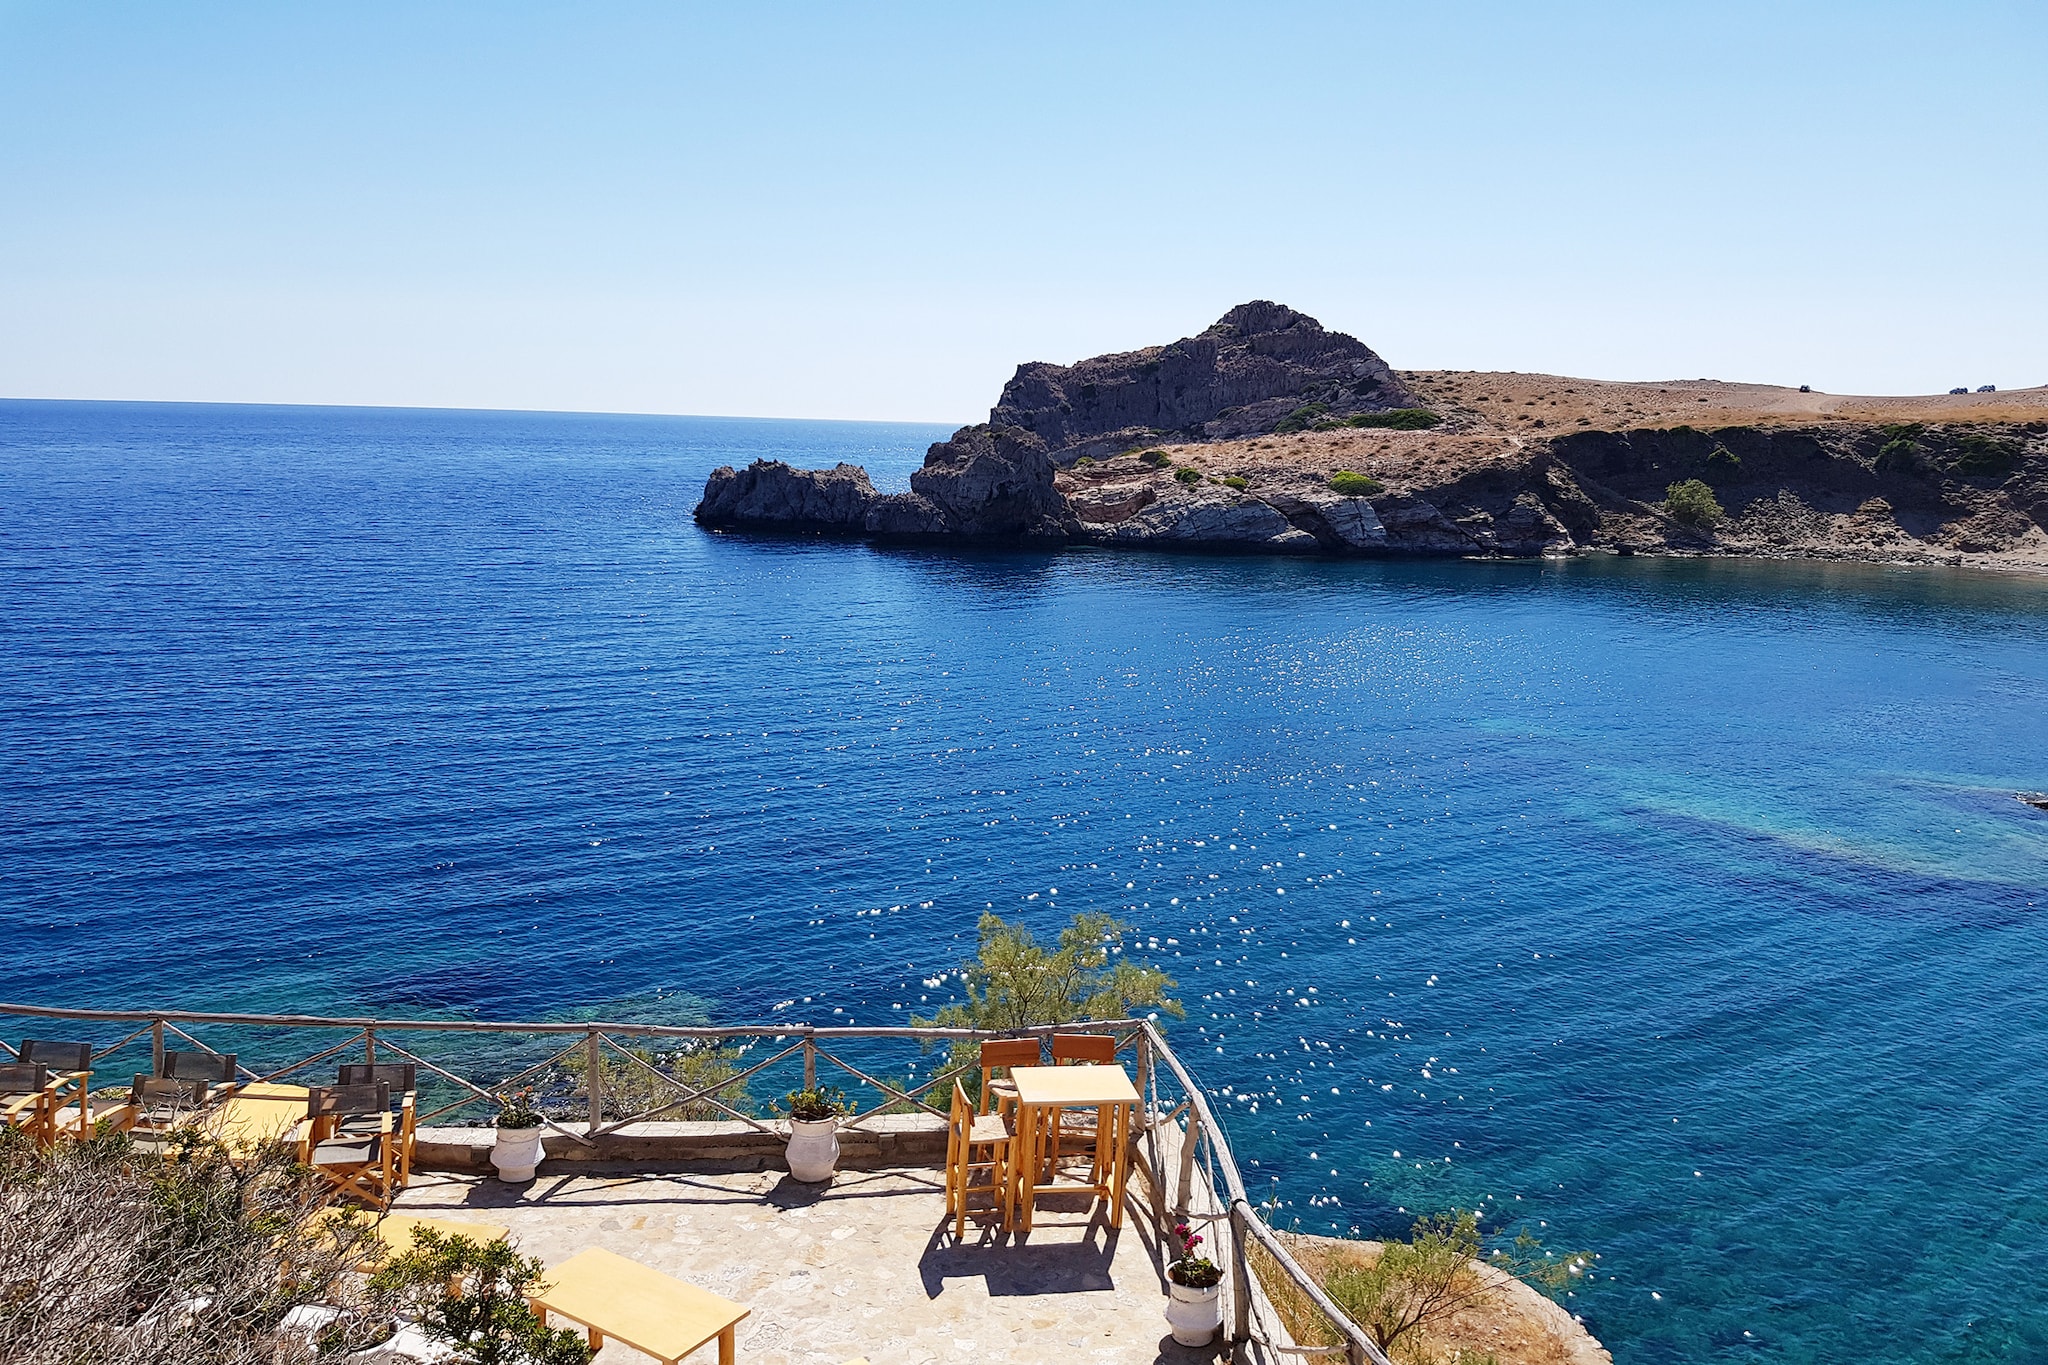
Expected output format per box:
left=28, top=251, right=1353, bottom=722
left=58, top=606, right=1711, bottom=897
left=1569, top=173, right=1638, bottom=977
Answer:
left=779, top=1086, right=848, bottom=1182
left=1164, top=1219, right=1224, bottom=1346
left=489, top=1088, right=545, bottom=1183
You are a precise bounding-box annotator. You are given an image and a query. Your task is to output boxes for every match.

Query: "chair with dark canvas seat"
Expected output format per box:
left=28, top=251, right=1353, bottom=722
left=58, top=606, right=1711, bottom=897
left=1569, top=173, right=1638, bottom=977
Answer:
left=304, top=1082, right=398, bottom=1209
left=109, top=1074, right=214, bottom=1146
left=336, top=1063, right=418, bottom=1184
left=16, top=1040, right=93, bottom=1138
left=0, top=1064, right=58, bottom=1146
left=161, top=1050, right=239, bottom=1092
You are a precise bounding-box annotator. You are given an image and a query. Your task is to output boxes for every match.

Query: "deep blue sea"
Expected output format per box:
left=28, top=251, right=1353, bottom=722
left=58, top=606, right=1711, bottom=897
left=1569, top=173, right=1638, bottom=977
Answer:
left=5, top=399, right=2048, bottom=1362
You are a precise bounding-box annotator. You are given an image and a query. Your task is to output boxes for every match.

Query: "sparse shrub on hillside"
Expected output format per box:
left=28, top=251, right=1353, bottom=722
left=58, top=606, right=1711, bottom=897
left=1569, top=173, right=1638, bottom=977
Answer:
left=1274, top=403, right=1330, bottom=434
left=1223, top=476, right=1249, bottom=490
left=1876, top=437, right=1922, bottom=474
left=1174, top=466, right=1202, bottom=485
left=1950, top=433, right=2020, bottom=477
left=1707, top=444, right=1741, bottom=470
left=1139, top=448, right=1172, bottom=468
left=1665, top=478, right=1724, bottom=528
left=1329, top=470, right=1385, bottom=497
left=1346, top=408, right=1443, bottom=431
left=1073, top=455, right=1095, bottom=467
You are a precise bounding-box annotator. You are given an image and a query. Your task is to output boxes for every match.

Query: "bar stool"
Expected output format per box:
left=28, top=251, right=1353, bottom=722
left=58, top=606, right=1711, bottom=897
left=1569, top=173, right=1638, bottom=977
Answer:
left=1050, top=1033, right=1117, bottom=1184
left=944, top=1080, right=1014, bottom=1236
left=977, top=1038, right=1040, bottom=1120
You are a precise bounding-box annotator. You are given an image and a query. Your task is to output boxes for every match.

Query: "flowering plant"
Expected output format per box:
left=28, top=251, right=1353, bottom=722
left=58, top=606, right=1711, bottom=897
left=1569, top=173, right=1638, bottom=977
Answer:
left=1167, top=1220, right=1222, bottom=1288
left=494, top=1088, right=543, bottom=1130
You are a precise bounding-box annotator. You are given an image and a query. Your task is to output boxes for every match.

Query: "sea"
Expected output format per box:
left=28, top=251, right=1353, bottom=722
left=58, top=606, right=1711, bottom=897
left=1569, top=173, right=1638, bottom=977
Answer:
left=4, top=399, right=2047, bottom=1363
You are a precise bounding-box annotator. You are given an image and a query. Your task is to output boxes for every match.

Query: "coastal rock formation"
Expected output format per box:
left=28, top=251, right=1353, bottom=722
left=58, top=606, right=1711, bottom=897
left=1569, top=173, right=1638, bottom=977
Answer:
left=695, top=460, right=874, bottom=533
left=694, top=302, right=2048, bottom=571
left=992, top=301, right=1418, bottom=460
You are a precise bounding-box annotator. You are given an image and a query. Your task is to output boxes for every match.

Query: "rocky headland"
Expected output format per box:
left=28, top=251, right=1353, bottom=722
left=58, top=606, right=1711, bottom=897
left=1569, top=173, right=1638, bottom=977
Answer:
left=695, top=302, right=2048, bottom=572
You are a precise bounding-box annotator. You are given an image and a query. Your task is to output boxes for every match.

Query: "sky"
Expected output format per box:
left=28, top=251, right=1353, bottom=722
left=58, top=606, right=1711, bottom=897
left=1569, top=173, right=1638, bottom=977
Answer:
left=2, top=1, right=2043, bottom=421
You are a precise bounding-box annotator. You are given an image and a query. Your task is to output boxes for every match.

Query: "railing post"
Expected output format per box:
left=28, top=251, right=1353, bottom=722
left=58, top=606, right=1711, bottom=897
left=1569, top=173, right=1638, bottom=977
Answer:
left=803, top=1038, right=816, bottom=1091
left=150, top=1019, right=164, bottom=1076
left=1230, top=1202, right=1253, bottom=1347
left=364, top=1027, right=376, bottom=1066
left=1176, top=1107, right=1200, bottom=1219
left=585, top=1030, right=604, bottom=1130
left=1134, top=1030, right=1152, bottom=1128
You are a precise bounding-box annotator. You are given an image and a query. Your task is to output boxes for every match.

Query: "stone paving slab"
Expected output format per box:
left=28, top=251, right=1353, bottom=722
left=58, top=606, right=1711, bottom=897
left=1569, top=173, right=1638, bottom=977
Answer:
left=392, top=1165, right=1225, bottom=1365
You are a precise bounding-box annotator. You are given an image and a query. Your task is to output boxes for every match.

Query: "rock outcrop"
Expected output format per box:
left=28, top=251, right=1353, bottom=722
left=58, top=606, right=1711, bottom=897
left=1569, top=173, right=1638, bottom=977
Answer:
left=694, top=302, right=2048, bottom=571
left=694, top=460, right=874, bottom=533
left=992, top=301, right=1418, bottom=460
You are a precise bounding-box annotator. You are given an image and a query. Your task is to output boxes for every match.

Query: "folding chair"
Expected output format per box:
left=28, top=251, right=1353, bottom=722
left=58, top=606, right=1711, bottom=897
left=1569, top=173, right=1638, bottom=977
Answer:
left=16, top=1040, right=92, bottom=1137
left=111, top=1074, right=214, bottom=1146
left=944, top=1080, right=1013, bottom=1238
left=336, top=1063, right=418, bottom=1184
left=305, top=1082, right=398, bottom=1209
left=977, top=1038, right=1040, bottom=1120
left=0, top=1065, right=57, bottom=1146
left=162, top=1050, right=240, bottom=1092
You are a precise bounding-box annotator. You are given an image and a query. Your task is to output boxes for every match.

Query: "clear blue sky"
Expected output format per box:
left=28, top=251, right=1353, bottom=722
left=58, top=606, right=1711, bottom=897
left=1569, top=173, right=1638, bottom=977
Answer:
left=2, top=1, right=2042, bottom=420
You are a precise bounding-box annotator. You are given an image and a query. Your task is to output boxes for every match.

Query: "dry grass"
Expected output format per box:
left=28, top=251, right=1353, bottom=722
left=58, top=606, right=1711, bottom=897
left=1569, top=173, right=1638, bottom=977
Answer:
left=1250, top=1234, right=1606, bottom=1365
left=0, top=1127, right=384, bottom=1364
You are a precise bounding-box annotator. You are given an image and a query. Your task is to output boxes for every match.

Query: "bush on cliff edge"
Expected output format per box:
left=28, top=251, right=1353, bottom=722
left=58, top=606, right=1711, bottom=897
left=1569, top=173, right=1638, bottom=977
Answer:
left=1665, top=478, right=1724, bottom=528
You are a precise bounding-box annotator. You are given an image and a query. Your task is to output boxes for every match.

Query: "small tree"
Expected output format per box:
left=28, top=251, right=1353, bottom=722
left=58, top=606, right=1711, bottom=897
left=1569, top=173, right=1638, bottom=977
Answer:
left=1664, top=478, right=1724, bottom=528
left=912, top=911, right=1183, bottom=1094
left=368, top=1230, right=592, bottom=1365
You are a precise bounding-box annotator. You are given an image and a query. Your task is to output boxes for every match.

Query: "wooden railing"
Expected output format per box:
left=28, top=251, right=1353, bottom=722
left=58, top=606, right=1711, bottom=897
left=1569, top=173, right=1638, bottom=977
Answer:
left=0, top=1001, right=1390, bottom=1364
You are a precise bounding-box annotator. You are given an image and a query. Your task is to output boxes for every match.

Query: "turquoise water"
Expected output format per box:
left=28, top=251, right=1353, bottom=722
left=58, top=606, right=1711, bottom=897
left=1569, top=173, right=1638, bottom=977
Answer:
left=4, top=400, right=2047, bottom=1361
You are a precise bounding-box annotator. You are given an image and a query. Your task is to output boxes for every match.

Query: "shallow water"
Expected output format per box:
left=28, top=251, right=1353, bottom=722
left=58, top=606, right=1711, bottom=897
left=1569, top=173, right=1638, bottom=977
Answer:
left=4, top=399, right=2047, bottom=1362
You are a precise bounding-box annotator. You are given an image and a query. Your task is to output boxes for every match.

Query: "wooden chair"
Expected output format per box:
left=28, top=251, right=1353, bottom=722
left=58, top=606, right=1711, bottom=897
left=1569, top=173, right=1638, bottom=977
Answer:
left=944, top=1079, right=1013, bottom=1238
left=17, top=1040, right=93, bottom=1138
left=336, top=1063, right=418, bottom=1184
left=0, top=1064, right=57, bottom=1146
left=305, top=1082, right=399, bottom=1209
left=1050, top=1033, right=1117, bottom=1186
left=110, top=1074, right=214, bottom=1145
left=976, top=1038, right=1040, bottom=1120
left=162, top=1050, right=239, bottom=1091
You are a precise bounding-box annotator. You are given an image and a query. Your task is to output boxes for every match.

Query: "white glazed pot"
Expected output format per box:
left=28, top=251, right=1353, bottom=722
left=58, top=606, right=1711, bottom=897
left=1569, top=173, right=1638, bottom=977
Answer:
left=1165, top=1280, right=1223, bottom=1347
left=490, top=1126, right=544, bottom=1183
left=785, top=1116, right=841, bottom=1182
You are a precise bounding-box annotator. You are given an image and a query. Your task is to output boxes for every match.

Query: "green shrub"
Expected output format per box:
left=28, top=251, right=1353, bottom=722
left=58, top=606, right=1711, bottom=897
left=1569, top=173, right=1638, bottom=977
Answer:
left=369, top=1230, right=593, bottom=1365
left=1876, top=437, right=1921, bottom=473
left=1222, top=475, right=1249, bottom=490
left=1139, top=448, right=1172, bottom=468
left=1173, top=466, right=1202, bottom=485
left=1345, top=408, right=1442, bottom=431
left=1073, top=455, right=1094, bottom=467
left=1665, top=478, right=1724, bottom=527
left=1706, top=444, right=1740, bottom=469
left=1329, top=470, right=1385, bottom=497
left=1950, top=433, right=2020, bottom=476
left=1273, top=402, right=1330, bottom=434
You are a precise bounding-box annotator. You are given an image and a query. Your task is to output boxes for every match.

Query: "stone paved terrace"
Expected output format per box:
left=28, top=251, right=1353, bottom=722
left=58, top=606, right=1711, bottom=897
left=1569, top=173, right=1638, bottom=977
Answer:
left=391, top=1165, right=1228, bottom=1365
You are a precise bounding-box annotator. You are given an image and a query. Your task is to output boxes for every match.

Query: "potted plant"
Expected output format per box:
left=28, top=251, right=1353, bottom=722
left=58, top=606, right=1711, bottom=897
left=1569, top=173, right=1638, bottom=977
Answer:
left=777, top=1086, right=847, bottom=1182
left=1164, top=1220, right=1224, bottom=1346
left=489, top=1088, right=545, bottom=1184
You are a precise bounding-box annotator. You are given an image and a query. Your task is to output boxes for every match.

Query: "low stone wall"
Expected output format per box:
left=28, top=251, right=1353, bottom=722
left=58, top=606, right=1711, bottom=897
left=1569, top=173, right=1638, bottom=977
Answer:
left=415, top=1113, right=950, bottom=1175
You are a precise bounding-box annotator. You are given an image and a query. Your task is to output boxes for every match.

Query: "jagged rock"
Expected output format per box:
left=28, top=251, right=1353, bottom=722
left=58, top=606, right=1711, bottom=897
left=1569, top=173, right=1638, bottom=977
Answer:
left=695, top=460, right=875, bottom=532
left=863, top=492, right=951, bottom=537
left=1372, top=494, right=1480, bottom=554
left=1065, top=482, right=1158, bottom=524
left=908, top=424, right=1068, bottom=539
left=1081, top=488, right=1319, bottom=551
left=993, top=302, right=1418, bottom=457
left=1494, top=494, right=1575, bottom=554
left=1262, top=490, right=1389, bottom=551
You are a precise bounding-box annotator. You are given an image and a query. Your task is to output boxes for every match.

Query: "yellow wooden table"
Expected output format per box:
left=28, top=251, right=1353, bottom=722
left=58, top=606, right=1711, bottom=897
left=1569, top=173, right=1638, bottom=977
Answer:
left=530, top=1247, right=750, bottom=1364
left=1009, top=1063, right=1140, bottom=1231
left=206, top=1082, right=310, bottom=1153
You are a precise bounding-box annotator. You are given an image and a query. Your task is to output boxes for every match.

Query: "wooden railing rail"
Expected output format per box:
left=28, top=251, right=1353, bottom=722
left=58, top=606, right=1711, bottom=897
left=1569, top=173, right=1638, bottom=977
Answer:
left=1, top=1002, right=1389, bottom=1361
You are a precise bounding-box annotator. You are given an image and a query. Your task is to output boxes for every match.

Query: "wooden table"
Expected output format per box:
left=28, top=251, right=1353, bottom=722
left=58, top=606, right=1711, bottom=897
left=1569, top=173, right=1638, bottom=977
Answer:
left=530, top=1246, right=750, bottom=1364
left=206, top=1082, right=310, bottom=1153
left=1009, top=1063, right=1141, bottom=1231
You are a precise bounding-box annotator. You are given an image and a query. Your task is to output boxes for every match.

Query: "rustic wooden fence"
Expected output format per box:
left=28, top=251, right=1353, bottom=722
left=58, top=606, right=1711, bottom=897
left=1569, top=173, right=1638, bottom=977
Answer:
left=0, top=1001, right=1392, bottom=1364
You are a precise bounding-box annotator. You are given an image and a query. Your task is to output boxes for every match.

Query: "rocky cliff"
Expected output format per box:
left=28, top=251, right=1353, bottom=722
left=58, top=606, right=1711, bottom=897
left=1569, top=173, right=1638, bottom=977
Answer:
left=694, top=303, right=2048, bottom=571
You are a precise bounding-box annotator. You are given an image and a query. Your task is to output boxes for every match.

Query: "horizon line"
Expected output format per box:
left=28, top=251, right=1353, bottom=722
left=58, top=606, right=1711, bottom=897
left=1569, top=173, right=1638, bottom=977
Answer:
left=0, top=393, right=969, bottom=428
